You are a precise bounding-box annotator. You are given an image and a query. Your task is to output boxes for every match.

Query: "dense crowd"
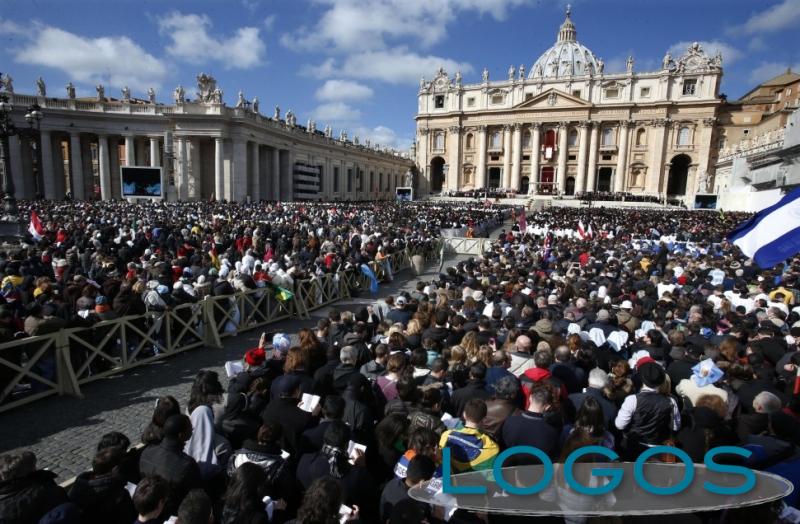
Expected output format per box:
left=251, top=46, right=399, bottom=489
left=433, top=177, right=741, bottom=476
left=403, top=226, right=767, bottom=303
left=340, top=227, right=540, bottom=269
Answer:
left=573, top=192, right=681, bottom=206
left=3, top=203, right=800, bottom=524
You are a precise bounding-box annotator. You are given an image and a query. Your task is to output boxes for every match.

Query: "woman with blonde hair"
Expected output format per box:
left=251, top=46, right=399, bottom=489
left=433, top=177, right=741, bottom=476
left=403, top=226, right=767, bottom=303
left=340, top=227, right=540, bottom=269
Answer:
left=404, top=318, right=422, bottom=350
left=445, top=345, right=467, bottom=369
left=460, top=331, right=480, bottom=362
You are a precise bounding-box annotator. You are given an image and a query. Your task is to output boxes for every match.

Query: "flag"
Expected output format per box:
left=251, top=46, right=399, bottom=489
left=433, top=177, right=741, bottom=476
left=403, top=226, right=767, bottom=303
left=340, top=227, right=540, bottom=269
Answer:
left=210, top=246, right=220, bottom=270
left=587, top=223, right=594, bottom=239
left=577, top=220, right=587, bottom=240
left=541, top=233, right=552, bottom=259
left=360, top=264, right=379, bottom=294
left=518, top=208, right=527, bottom=231
left=266, top=281, right=294, bottom=301
left=728, top=187, right=800, bottom=269
left=29, top=211, right=44, bottom=241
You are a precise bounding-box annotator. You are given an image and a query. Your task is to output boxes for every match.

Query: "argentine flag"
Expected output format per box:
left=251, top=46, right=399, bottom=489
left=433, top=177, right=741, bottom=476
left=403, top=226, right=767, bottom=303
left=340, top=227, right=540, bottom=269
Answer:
left=728, top=187, right=800, bottom=269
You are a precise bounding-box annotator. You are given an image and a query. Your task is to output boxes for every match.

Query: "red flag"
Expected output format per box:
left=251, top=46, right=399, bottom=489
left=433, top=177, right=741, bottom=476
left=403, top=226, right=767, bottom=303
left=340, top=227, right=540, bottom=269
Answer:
left=577, top=220, right=587, bottom=239
left=794, top=366, right=800, bottom=395
left=29, top=211, right=44, bottom=241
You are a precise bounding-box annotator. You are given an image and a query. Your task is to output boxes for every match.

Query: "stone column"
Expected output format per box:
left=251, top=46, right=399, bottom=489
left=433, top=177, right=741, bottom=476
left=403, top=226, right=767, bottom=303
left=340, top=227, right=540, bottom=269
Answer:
left=614, top=121, right=631, bottom=193
left=149, top=137, right=160, bottom=167
left=529, top=123, right=541, bottom=194
left=214, top=137, right=224, bottom=201
left=250, top=142, right=260, bottom=201
left=69, top=132, right=85, bottom=199
left=586, top=122, right=599, bottom=192
left=231, top=139, right=248, bottom=202
left=511, top=123, right=522, bottom=193
left=576, top=121, right=589, bottom=193
left=556, top=122, right=569, bottom=194
left=447, top=126, right=461, bottom=190
left=8, top=136, right=24, bottom=201
left=124, top=135, right=135, bottom=166
left=39, top=131, right=55, bottom=200
left=272, top=148, right=281, bottom=201
left=476, top=126, right=487, bottom=190
left=646, top=120, right=668, bottom=195
left=692, top=118, right=716, bottom=196
left=98, top=135, right=111, bottom=200
left=175, top=137, right=186, bottom=200
left=136, top=138, right=147, bottom=166
left=502, top=125, right=512, bottom=188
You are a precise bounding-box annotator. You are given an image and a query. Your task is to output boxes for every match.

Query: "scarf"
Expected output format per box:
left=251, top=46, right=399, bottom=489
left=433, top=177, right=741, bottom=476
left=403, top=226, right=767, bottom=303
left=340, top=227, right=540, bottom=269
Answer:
left=321, top=444, right=346, bottom=479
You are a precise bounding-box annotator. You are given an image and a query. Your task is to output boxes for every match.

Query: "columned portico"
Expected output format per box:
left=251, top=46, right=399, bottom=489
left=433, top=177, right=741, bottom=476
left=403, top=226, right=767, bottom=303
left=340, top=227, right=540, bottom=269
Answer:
left=124, top=135, right=135, bottom=167
left=214, top=137, right=224, bottom=201
left=529, top=124, right=541, bottom=195
left=98, top=135, right=111, bottom=200
left=476, top=126, right=487, bottom=190
left=511, top=123, right=522, bottom=192
left=40, top=130, right=55, bottom=199
left=149, top=137, right=160, bottom=167
left=502, top=125, right=512, bottom=188
left=69, top=132, right=85, bottom=199
left=576, top=122, right=589, bottom=192
left=586, top=122, right=599, bottom=192
left=614, top=122, right=631, bottom=193
left=556, top=122, right=568, bottom=194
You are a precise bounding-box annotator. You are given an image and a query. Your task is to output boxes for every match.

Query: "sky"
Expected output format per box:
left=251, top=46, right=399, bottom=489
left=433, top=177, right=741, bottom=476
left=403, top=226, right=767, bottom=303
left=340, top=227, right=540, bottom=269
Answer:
left=1, top=0, right=799, bottom=151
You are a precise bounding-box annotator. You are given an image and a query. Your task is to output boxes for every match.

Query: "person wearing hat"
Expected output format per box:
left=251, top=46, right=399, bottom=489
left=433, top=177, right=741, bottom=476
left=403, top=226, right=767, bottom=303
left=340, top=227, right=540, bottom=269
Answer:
left=615, top=300, right=640, bottom=334
left=386, top=295, right=411, bottom=325
left=614, top=360, right=680, bottom=458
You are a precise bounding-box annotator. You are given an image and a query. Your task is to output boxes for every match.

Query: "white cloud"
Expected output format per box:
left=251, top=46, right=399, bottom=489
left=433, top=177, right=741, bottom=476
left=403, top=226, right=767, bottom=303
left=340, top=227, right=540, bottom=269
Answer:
left=352, top=124, right=413, bottom=150
left=280, top=0, right=529, bottom=52
left=748, top=61, right=800, bottom=84
left=311, top=102, right=362, bottom=122
left=315, top=79, right=373, bottom=101
left=13, top=24, right=167, bottom=92
left=341, top=48, right=472, bottom=85
left=263, top=14, right=277, bottom=31
left=736, top=0, right=800, bottom=34
left=667, top=40, right=742, bottom=66
left=0, top=18, right=25, bottom=36
left=747, top=37, right=767, bottom=52
left=299, top=58, right=338, bottom=79
left=158, top=11, right=265, bottom=68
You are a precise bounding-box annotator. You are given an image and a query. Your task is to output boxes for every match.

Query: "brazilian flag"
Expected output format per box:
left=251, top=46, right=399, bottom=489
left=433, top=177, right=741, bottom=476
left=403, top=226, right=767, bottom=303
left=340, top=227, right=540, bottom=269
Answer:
left=266, top=281, right=294, bottom=301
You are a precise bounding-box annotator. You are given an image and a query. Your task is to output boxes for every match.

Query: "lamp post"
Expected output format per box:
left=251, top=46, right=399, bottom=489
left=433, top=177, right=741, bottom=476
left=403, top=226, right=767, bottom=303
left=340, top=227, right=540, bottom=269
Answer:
left=0, top=88, right=43, bottom=238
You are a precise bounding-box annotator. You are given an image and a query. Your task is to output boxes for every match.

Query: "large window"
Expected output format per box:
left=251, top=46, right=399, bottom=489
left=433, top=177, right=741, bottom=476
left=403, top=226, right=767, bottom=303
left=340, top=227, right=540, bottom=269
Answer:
left=604, top=87, right=619, bottom=99
left=677, top=126, right=691, bottom=146
left=435, top=95, right=444, bottom=108
left=682, top=79, right=697, bottom=96
left=601, top=128, right=615, bottom=146
left=465, top=133, right=474, bottom=149
left=491, top=94, right=504, bottom=105
left=522, top=131, right=531, bottom=149
left=490, top=131, right=502, bottom=149
left=433, top=132, right=445, bottom=150
left=347, top=168, right=353, bottom=192
left=636, top=128, right=647, bottom=146
left=568, top=129, right=579, bottom=147
left=333, top=166, right=340, bottom=192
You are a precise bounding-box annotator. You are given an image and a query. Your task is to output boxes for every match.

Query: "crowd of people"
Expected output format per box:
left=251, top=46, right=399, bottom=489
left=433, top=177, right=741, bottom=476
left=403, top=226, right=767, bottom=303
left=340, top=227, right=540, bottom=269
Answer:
left=572, top=192, right=681, bottom=206
left=2, top=202, right=800, bottom=524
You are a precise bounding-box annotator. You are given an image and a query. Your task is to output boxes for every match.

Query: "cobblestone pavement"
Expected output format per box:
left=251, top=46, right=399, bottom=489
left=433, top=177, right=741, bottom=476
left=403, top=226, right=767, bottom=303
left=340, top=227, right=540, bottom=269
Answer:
left=0, top=227, right=504, bottom=482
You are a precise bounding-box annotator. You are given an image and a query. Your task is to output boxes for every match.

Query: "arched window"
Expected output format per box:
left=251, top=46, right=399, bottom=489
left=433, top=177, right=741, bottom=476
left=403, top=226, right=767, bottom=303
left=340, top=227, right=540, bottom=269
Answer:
left=465, top=133, right=474, bottom=149
left=568, top=128, right=579, bottom=147
left=601, top=127, right=615, bottom=146
left=677, top=126, right=691, bottom=146
left=433, top=132, right=445, bottom=150
left=636, top=128, right=647, bottom=146
left=490, top=131, right=502, bottom=149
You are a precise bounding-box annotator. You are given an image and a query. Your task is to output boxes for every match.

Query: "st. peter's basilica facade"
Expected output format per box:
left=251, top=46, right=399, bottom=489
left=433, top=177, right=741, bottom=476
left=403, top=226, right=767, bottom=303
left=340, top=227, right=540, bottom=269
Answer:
left=415, top=7, right=723, bottom=202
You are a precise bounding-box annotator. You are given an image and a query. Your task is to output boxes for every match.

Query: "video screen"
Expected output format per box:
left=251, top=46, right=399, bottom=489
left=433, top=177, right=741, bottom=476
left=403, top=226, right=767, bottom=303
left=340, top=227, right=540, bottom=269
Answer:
left=121, top=167, right=163, bottom=198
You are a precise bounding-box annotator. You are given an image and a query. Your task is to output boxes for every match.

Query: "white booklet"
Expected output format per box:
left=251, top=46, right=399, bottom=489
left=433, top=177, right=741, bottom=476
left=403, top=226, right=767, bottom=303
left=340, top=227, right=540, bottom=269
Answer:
left=339, top=504, right=354, bottom=523
left=347, top=440, right=367, bottom=464
left=298, top=393, right=321, bottom=413
left=441, top=412, right=460, bottom=429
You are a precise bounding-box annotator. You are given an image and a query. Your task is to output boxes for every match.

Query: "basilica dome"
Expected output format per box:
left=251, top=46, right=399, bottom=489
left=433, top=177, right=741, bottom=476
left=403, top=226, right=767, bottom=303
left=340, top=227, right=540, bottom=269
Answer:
left=529, top=7, right=601, bottom=79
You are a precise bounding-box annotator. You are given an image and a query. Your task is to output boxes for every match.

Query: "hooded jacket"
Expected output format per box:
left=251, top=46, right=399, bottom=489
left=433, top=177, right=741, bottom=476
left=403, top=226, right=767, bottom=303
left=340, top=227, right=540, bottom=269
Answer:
left=67, top=471, right=136, bottom=524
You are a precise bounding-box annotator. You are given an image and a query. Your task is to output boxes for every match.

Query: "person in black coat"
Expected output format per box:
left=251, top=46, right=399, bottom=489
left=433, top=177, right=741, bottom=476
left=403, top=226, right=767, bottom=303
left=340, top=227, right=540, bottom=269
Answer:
left=296, top=421, right=377, bottom=521
left=67, top=446, right=136, bottom=524
left=138, top=414, right=202, bottom=517
left=302, top=395, right=349, bottom=452
left=449, top=362, right=492, bottom=417
left=568, top=368, right=619, bottom=429
left=261, top=374, right=318, bottom=457
left=0, top=451, right=68, bottom=524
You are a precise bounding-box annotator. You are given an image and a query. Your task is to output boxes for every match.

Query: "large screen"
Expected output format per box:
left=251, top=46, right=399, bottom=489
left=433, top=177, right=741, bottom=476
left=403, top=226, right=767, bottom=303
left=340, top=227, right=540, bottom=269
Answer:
left=121, top=166, right=163, bottom=198
left=396, top=187, right=413, bottom=201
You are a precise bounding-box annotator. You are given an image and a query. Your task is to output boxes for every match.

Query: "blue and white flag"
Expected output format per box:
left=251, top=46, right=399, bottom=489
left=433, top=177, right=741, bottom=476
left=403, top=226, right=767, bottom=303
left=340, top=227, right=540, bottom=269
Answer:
left=728, top=187, right=800, bottom=269
left=360, top=264, right=379, bottom=294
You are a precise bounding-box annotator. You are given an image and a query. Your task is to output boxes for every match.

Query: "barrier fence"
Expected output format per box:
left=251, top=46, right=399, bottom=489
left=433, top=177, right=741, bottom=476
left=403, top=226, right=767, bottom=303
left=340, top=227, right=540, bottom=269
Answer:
left=0, top=243, right=440, bottom=414
left=0, top=222, right=509, bottom=414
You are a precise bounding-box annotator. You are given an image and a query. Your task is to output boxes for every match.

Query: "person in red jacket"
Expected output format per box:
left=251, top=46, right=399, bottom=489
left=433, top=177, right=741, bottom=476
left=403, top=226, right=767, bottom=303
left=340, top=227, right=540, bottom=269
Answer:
left=520, top=349, right=568, bottom=409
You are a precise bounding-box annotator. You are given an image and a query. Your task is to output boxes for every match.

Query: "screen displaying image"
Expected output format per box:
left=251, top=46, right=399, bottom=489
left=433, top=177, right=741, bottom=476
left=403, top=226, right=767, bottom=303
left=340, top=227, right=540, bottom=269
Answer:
left=396, top=187, right=413, bottom=201
left=121, top=167, right=163, bottom=198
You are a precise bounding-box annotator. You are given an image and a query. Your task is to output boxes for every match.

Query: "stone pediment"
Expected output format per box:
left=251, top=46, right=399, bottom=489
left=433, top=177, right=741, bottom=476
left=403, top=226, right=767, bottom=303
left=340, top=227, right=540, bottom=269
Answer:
left=513, top=88, right=591, bottom=110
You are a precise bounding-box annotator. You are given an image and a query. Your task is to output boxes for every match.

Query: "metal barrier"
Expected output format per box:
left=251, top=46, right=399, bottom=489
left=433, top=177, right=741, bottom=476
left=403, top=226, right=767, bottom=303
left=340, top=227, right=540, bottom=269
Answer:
left=442, top=237, right=489, bottom=255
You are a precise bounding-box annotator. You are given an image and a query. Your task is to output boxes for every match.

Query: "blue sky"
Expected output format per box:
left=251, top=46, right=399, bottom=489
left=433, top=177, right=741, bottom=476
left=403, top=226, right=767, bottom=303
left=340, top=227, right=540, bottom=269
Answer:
left=2, top=0, right=799, bottom=150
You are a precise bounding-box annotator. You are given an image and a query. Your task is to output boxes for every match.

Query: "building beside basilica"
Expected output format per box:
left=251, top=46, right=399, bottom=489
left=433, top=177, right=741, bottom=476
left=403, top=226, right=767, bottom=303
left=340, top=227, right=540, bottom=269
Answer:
left=0, top=74, right=412, bottom=202
left=415, top=7, right=723, bottom=203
